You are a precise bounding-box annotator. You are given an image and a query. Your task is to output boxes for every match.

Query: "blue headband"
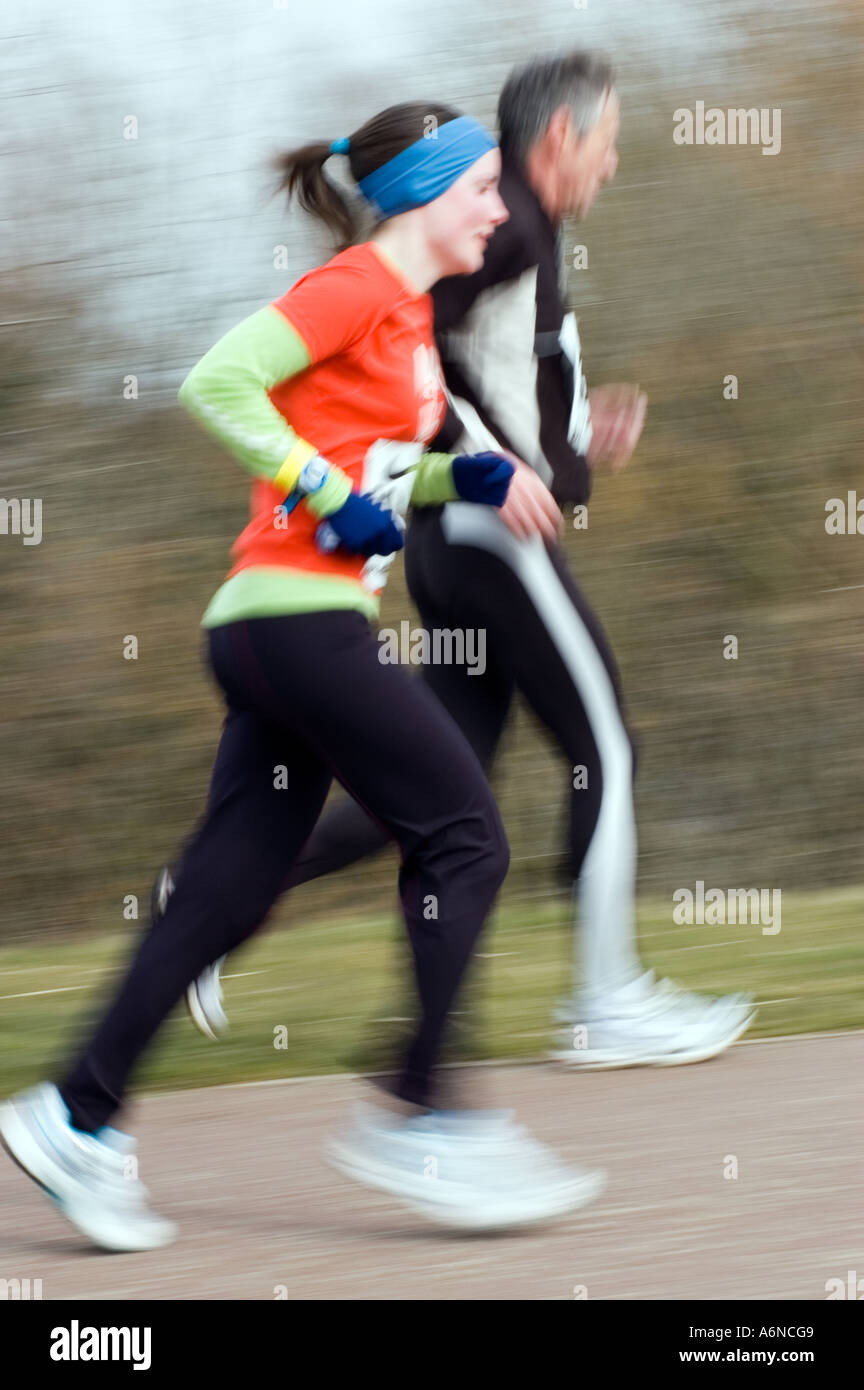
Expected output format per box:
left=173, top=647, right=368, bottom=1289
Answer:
left=354, top=115, right=497, bottom=219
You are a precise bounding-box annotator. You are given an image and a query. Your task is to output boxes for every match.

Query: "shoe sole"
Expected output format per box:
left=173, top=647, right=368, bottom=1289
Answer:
left=548, top=1008, right=756, bottom=1069
left=325, top=1139, right=606, bottom=1231
left=0, top=1100, right=176, bottom=1252
left=186, top=971, right=228, bottom=1041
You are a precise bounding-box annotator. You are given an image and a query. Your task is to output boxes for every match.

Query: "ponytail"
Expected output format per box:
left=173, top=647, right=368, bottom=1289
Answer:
left=271, top=102, right=463, bottom=254
left=271, top=141, right=358, bottom=254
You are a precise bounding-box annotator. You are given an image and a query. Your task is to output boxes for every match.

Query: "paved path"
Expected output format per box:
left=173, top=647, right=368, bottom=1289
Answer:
left=1, top=1034, right=861, bottom=1300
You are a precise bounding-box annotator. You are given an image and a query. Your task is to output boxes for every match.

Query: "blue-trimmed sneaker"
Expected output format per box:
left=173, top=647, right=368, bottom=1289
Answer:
left=326, top=1102, right=606, bottom=1231
left=0, top=1082, right=176, bottom=1251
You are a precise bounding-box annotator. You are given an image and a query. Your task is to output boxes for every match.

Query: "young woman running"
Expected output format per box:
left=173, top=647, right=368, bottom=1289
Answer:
left=0, top=103, right=605, bottom=1248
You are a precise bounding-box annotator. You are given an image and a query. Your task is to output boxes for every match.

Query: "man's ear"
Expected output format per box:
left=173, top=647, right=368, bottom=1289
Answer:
left=547, top=104, right=576, bottom=153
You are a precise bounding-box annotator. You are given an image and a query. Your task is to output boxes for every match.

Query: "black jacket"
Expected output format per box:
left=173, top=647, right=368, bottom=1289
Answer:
left=429, top=154, right=593, bottom=507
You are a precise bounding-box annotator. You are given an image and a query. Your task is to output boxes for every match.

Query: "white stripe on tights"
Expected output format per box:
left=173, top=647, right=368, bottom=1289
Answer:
left=441, top=502, right=641, bottom=999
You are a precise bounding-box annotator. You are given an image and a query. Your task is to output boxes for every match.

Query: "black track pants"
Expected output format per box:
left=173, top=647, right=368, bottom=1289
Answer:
left=280, top=505, right=640, bottom=996
left=59, top=609, right=509, bottom=1128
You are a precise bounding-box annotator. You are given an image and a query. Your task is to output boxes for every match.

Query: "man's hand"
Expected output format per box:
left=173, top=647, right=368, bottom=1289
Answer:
left=587, top=384, right=647, bottom=472
left=496, top=453, right=562, bottom=543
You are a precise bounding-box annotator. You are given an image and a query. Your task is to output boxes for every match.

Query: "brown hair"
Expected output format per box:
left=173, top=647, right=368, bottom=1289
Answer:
left=271, top=102, right=463, bottom=253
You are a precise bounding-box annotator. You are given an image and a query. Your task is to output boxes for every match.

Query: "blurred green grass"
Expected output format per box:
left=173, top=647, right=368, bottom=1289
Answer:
left=1, top=0, right=862, bottom=1116
left=1, top=887, right=861, bottom=1100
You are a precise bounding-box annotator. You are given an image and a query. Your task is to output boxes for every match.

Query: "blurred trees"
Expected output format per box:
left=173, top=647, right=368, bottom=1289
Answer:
left=1, top=0, right=862, bottom=941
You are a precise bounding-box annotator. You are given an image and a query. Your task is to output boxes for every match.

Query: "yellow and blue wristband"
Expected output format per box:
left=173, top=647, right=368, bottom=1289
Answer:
left=276, top=439, right=352, bottom=519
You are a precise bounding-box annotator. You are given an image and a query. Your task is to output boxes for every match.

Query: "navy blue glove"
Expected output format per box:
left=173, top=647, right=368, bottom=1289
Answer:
left=451, top=451, right=515, bottom=506
left=316, top=491, right=405, bottom=557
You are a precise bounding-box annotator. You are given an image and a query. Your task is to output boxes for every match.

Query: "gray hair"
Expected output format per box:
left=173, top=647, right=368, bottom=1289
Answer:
left=498, top=51, right=615, bottom=165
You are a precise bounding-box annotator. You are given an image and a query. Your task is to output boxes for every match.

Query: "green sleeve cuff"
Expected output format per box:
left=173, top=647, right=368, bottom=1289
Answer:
left=304, top=467, right=353, bottom=519
left=410, top=452, right=459, bottom=507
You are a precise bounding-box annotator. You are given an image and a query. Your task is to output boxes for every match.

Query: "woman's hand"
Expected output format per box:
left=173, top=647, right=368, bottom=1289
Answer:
left=587, top=384, right=647, bottom=473
left=316, top=491, right=405, bottom=557
left=451, top=451, right=514, bottom=507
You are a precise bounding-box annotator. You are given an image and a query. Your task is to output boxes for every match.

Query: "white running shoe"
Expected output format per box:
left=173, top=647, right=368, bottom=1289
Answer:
left=0, top=1082, right=177, bottom=1251
left=152, top=866, right=228, bottom=1040
left=550, top=970, right=755, bottom=1068
left=326, top=1102, right=606, bottom=1231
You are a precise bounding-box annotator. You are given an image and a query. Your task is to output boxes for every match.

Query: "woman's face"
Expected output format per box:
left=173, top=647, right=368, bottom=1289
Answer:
left=421, top=147, right=509, bottom=277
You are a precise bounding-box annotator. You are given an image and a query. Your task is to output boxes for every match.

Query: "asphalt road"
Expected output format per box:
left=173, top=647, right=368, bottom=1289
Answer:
left=1, top=1033, right=861, bottom=1300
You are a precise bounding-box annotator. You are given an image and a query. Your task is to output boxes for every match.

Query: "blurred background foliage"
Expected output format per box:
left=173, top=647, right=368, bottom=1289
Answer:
left=1, top=0, right=862, bottom=948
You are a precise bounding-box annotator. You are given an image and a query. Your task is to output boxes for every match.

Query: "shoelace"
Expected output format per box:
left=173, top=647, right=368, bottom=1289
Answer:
left=653, top=977, right=733, bottom=1018
left=657, top=977, right=750, bottom=1010
left=31, top=1088, right=155, bottom=1214
left=597, top=973, right=719, bottom=1024
left=399, top=1115, right=576, bottom=1182
left=68, top=1130, right=154, bottom=1210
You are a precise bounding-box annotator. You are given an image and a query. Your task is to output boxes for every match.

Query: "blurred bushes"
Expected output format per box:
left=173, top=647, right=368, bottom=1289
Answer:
left=1, top=3, right=862, bottom=942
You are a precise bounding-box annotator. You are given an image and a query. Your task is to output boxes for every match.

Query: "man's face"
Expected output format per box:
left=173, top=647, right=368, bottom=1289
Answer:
left=558, top=89, right=620, bottom=219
